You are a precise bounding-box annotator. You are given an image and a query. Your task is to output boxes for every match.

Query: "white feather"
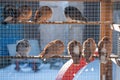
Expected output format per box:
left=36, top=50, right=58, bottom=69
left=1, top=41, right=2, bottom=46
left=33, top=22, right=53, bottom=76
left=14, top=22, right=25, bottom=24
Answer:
left=73, top=46, right=79, bottom=55
left=100, top=55, right=107, bottom=64
left=101, top=44, right=106, bottom=53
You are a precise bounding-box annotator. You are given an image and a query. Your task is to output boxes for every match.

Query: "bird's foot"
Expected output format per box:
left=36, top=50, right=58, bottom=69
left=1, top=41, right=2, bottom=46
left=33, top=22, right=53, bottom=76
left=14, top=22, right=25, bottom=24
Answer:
left=32, top=63, right=39, bottom=72
left=15, top=66, right=20, bottom=71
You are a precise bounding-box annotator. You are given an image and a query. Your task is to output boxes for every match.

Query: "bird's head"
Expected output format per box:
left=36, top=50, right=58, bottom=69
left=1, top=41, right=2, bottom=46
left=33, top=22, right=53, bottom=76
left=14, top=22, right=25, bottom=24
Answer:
left=67, top=40, right=82, bottom=64
left=17, top=39, right=31, bottom=49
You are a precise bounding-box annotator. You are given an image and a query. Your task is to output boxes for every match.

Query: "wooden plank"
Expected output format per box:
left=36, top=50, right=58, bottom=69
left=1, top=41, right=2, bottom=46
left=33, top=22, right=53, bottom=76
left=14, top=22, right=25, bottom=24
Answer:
left=7, top=0, right=120, bottom=3
left=0, top=0, right=100, bottom=2
left=0, top=55, right=71, bottom=59
left=110, top=24, right=120, bottom=32
left=0, top=0, right=120, bottom=3
left=1, top=21, right=112, bottom=25
left=113, top=0, right=120, bottom=2
left=100, top=0, right=113, bottom=80
left=100, top=0, right=113, bottom=39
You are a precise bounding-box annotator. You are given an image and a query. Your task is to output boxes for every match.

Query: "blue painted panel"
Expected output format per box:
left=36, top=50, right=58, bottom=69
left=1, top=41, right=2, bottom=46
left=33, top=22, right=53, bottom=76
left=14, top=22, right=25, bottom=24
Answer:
left=0, top=24, right=24, bottom=56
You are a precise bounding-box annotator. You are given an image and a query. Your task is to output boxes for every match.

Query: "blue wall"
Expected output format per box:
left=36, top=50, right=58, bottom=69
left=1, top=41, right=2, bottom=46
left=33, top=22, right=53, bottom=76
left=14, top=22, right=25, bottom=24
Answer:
left=0, top=24, right=24, bottom=56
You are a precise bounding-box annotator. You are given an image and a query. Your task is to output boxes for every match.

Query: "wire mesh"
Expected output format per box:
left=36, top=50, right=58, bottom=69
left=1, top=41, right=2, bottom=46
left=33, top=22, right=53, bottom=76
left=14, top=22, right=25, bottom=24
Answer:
left=0, top=0, right=120, bottom=80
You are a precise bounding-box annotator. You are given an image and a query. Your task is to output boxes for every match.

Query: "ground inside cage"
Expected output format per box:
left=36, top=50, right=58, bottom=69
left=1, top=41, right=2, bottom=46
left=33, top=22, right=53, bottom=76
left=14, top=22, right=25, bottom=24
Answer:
left=0, top=63, right=59, bottom=80
left=0, top=59, right=119, bottom=80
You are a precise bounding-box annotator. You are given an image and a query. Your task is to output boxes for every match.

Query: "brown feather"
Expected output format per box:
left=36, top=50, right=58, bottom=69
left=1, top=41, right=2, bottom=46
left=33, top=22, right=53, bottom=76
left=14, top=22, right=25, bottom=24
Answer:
left=34, top=6, right=52, bottom=22
left=17, top=5, right=32, bottom=22
left=98, top=36, right=112, bottom=60
left=67, top=40, right=82, bottom=64
left=83, top=38, right=96, bottom=63
left=39, top=40, right=64, bottom=59
left=67, top=40, right=82, bottom=55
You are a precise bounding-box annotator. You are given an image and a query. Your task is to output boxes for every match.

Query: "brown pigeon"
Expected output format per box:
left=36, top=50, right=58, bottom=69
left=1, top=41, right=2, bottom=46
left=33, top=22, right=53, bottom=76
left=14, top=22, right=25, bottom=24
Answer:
left=39, top=40, right=65, bottom=59
left=17, top=5, right=32, bottom=22
left=67, top=40, right=82, bottom=64
left=34, top=6, right=52, bottom=22
left=82, top=38, right=96, bottom=63
left=98, top=36, right=112, bottom=64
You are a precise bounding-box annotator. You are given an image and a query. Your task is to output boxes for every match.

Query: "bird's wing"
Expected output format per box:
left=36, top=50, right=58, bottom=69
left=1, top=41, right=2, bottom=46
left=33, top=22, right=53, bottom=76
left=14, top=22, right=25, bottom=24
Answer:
left=18, top=5, right=32, bottom=21
left=40, top=40, right=64, bottom=59
left=64, top=6, right=87, bottom=22
left=34, top=9, right=42, bottom=22
left=34, top=6, right=52, bottom=22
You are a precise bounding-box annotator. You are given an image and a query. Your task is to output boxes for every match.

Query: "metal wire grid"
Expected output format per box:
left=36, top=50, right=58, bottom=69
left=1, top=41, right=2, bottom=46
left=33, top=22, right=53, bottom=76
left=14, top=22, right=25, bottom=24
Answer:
left=0, top=1, right=119, bottom=80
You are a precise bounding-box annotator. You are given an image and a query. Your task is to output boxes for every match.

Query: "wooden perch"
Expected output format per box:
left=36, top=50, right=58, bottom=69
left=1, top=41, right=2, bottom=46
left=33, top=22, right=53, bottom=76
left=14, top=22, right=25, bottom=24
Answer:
left=0, top=54, right=119, bottom=59
left=110, top=24, right=120, bottom=32
left=1, top=21, right=113, bottom=25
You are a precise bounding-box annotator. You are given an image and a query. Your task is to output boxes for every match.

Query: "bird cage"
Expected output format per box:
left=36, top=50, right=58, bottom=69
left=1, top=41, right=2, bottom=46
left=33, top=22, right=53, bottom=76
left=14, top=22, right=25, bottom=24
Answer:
left=0, top=0, right=120, bottom=80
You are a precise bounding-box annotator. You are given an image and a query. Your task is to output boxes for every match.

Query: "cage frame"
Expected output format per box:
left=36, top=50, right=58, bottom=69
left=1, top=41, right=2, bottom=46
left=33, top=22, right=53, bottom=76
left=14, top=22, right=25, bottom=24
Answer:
left=0, top=0, right=120, bottom=2
left=0, top=0, right=118, bottom=80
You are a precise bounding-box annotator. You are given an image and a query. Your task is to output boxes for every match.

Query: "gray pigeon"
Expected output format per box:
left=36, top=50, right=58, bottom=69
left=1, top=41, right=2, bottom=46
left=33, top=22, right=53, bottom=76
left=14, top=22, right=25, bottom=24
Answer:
left=15, top=39, right=31, bottom=71
left=64, top=6, right=87, bottom=22
left=2, top=4, right=19, bottom=24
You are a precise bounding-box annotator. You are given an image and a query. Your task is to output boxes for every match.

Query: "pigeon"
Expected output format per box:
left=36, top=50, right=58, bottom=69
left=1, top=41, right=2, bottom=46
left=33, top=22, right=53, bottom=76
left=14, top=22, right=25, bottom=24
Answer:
left=34, top=6, right=52, bottom=22
left=17, top=5, right=32, bottom=22
left=67, top=40, right=82, bottom=64
left=15, top=39, right=31, bottom=71
left=82, top=38, right=96, bottom=63
left=98, top=36, right=112, bottom=64
left=64, top=6, right=87, bottom=22
left=1, top=4, right=19, bottom=24
left=39, top=40, right=65, bottom=60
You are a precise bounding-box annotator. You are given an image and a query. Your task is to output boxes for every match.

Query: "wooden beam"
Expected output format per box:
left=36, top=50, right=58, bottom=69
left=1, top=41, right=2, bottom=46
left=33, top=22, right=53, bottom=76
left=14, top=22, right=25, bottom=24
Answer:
left=100, top=0, right=113, bottom=80
left=3, top=21, right=112, bottom=25
left=113, top=0, right=120, bottom=2
left=0, top=0, right=100, bottom=2
left=100, top=0, right=113, bottom=39
left=1, top=0, right=120, bottom=2
left=0, top=55, right=71, bottom=59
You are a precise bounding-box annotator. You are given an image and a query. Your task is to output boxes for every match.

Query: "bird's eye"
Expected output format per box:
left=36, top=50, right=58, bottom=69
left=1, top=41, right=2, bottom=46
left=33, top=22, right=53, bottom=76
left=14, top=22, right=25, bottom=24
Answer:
left=25, top=45, right=28, bottom=47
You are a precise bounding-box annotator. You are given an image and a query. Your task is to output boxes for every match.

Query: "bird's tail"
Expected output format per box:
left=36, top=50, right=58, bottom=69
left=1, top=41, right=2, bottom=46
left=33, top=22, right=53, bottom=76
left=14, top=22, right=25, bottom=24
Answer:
left=39, top=51, right=45, bottom=59
left=81, top=16, right=87, bottom=22
left=1, top=21, right=8, bottom=25
left=1, top=16, right=13, bottom=25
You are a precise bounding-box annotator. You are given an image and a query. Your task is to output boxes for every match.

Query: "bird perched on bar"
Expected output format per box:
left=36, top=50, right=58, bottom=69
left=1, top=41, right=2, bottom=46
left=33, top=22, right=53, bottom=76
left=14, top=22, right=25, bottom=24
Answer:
left=1, top=4, right=19, bottom=24
left=82, top=38, right=96, bottom=63
left=2, top=5, right=32, bottom=24
left=98, top=36, right=112, bottom=64
left=67, top=40, right=82, bottom=64
left=56, top=40, right=86, bottom=80
left=64, top=6, right=87, bottom=22
left=17, top=5, right=32, bottom=22
left=39, top=40, right=65, bottom=60
left=15, top=39, right=31, bottom=71
left=34, top=6, right=52, bottom=22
